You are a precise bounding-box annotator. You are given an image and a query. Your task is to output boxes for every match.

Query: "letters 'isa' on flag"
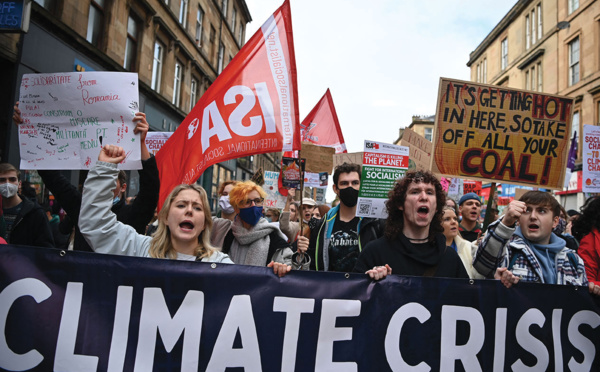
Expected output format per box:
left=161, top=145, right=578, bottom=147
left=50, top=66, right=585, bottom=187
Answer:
left=155, top=0, right=300, bottom=208
left=301, top=89, right=347, bottom=153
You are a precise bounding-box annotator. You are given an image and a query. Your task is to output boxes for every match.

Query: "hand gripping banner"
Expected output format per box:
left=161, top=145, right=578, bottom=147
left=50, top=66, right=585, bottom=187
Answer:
left=301, top=89, right=347, bottom=153
left=155, top=0, right=300, bottom=208
left=1, top=245, right=600, bottom=371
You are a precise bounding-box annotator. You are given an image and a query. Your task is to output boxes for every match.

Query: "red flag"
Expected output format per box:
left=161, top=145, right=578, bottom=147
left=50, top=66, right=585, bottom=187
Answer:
left=155, top=0, right=300, bottom=208
left=300, top=89, right=347, bottom=153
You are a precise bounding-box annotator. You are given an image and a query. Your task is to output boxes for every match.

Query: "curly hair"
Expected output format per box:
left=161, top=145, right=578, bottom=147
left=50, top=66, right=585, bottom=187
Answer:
left=149, top=184, right=216, bottom=259
left=384, top=170, right=446, bottom=241
left=572, top=196, right=600, bottom=241
left=228, top=181, right=267, bottom=210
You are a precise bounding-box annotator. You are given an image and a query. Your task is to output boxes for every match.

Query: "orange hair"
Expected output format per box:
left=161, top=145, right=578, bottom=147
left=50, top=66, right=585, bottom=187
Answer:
left=228, top=181, right=267, bottom=210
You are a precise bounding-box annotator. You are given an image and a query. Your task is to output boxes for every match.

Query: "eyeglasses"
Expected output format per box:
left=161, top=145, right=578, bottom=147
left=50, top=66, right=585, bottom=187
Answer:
left=241, top=197, right=264, bottom=207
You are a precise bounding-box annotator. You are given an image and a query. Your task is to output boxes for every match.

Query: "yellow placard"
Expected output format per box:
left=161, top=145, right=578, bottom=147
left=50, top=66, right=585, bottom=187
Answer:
left=431, top=78, right=573, bottom=190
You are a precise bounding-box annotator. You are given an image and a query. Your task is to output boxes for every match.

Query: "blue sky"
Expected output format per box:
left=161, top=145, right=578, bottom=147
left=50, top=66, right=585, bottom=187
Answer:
left=244, top=0, right=518, bottom=153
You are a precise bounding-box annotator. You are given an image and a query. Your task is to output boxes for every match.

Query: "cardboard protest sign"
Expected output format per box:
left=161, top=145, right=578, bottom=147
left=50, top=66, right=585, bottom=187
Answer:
left=583, top=124, right=600, bottom=192
left=357, top=140, right=409, bottom=218
left=145, top=132, right=172, bottom=156
left=301, top=141, right=334, bottom=173
left=156, top=0, right=300, bottom=208
left=399, top=127, right=432, bottom=171
left=263, top=171, right=286, bottom=208
left=332, top=152, right=363, bottom=173
left=18, top=72, right=141, bottom=169
left=464, top=180, right=483, bottom=196
left=301, top=89, right=347, bottom=153
left=431, top=78, right=573, bottom=190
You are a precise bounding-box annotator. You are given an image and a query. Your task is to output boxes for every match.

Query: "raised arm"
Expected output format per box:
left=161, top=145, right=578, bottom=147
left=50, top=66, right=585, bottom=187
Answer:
left=79, top=145, right=150, bottom=256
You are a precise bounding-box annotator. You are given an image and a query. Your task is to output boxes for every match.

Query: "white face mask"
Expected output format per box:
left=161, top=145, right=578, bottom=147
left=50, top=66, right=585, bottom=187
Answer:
left=0, top=183, right=18, bottom=199
left=219, top=195, right=235, bottom=214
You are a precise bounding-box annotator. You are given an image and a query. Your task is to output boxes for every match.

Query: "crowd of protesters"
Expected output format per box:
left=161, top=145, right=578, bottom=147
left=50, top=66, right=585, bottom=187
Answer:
left=5, top=103, right=600, bottom=295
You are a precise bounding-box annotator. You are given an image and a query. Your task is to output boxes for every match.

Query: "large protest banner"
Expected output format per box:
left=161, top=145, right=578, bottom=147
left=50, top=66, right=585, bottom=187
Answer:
left=583, top=124, right=600, bottom=192
left=301, top=89, right=347, bottom=153
left=1, top=245, right=599, bottom=371
left=357, top=140, right=409, bottom=218
left=156, top=0, right=300, bottom=208
left=18, top=72, right=141, bottom=169
left=431, top=78, right=573, bottom=189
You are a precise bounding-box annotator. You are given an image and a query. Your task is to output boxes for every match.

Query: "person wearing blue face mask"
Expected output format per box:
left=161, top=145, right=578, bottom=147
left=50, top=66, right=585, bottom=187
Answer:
left=219, top=181, right=310, bottom=275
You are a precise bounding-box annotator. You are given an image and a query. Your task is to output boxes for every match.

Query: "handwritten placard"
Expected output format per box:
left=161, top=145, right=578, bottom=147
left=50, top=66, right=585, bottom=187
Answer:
left=18, top=72, right=141, bottom=170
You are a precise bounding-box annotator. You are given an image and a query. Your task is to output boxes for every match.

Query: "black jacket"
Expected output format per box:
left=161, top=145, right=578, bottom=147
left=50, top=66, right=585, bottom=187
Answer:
left=5, top=195, right=54, bottom=248
left=354, top=233, right=470, bottom=279
left=38, top=156, right=160, bottom=252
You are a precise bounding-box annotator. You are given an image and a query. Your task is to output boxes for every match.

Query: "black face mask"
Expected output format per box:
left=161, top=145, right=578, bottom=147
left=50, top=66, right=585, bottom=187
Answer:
left=308, top=216, right=320, bottom=230
left=338, top=187, right=359, bottom=207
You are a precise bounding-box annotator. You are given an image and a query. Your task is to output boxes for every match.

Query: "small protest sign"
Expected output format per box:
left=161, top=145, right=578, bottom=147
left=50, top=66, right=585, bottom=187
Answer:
left=302, top=141, right=335, bottom=173
left=431, top=78, right=573, bottom=189
left=281, top=157, right=302, bottom=189
left=333, top=152, right=363, bottom=173
left=145, top=132, right=172, bottom=156
left=18, top=72, right=141, bottom=170
left=357, top=140, right=409, bottom=218
left=583, top=124, right=600, bottom=192
left=263, top=171, right=286, bottom=209
left=303, top=172, right=328, bottom=189
left=400, top=127, right=432, bottom=171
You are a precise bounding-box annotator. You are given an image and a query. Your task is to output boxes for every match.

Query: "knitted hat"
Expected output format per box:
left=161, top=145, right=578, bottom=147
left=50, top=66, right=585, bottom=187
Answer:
left=459, top=192, right=480, bottom=206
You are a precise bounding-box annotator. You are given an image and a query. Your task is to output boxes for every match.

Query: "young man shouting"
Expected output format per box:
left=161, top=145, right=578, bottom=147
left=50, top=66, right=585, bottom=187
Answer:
left=473, top=191, right=599, bottom=296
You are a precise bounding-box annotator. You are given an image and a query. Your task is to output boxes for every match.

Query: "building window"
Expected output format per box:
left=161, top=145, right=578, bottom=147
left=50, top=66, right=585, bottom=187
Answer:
left=569, top=37, right=580, bottom=86
left=34, top=0, right=52, bottom=9
left=537, top=62, right=542, bottom=91
left=210, top=25, right=216, bottom=59
left=238, top=23, right=244, bottom=45
left=424, top=128, right=433, bottom=142
left=525, top=70, right=530, bottom=90
left=217, top=43, right=224, bottom=74
left=531, top=8, right=536, bottom=46
left=151, top=41, right=164, bottom=92
left=231, top=7, right=237, bottom=33
left=190, top=78, right=198, bottom=111
left=195, top=6, right=204, bottom=46
left=124, top=15, right=139, bottom=71
left=537, top=4, right=542, bottom=40
left=526, top=15, right=530, bottom=50
left=179, top=0, right=188, bottom=28
left=221, top=0, right=228, bottom=17
left=501, top=38, right=508, bottom=70
left=86, top=0, right=104, bottom=47
left=568, top=0, right=579, bottom=15
left=476, top=64, right=481, bottom=83
left=530, top=66, right=536, bottom=91
left=173, top=61, right=183, bottom=107
left=483, top=58, right=487, bottom=83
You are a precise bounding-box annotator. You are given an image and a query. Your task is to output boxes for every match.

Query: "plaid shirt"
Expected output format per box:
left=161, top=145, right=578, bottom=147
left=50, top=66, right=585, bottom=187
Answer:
left=473, top=219, right=588, bottom=286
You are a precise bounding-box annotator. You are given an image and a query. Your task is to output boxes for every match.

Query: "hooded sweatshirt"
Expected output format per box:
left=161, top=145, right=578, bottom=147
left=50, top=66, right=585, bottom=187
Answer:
left=514, top=227, right=565, bottom=284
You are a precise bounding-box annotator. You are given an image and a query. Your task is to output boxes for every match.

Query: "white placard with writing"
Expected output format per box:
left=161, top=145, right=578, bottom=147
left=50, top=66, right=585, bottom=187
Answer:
left=18, top=72, right=141, bottom=170
left=146, top=132, right=173, bottom=156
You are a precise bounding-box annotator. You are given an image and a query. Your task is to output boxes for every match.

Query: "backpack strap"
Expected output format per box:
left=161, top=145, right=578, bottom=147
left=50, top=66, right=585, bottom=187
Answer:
left=566, top=252, right=579, bottom=269
left=222, top=229, right=235, bottom=255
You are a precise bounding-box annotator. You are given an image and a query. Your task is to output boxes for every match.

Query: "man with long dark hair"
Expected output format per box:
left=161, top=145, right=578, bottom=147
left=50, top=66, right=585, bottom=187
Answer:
left=354, top=170, right=469, bottom=280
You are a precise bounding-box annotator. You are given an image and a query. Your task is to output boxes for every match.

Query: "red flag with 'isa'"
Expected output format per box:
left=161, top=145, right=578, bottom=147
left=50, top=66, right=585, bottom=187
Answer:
left=155, top=0, right=300, bottom=208
left=301, top=89, right=347, bottom=153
